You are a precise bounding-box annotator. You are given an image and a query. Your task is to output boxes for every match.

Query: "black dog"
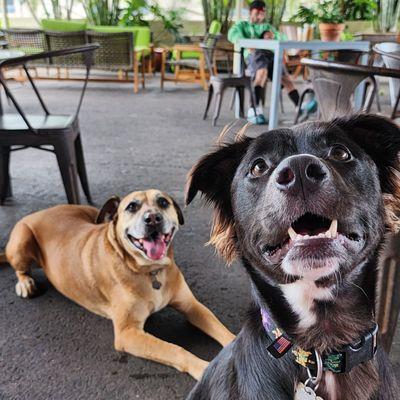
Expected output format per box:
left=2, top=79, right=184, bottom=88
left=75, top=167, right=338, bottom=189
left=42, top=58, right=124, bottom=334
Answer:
left=186, top=115, right=400, bottom=399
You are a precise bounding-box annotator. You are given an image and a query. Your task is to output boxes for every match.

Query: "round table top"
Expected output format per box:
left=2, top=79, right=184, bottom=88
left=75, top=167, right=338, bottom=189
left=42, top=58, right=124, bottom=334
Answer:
left=0, top=49, right=25, bottom=60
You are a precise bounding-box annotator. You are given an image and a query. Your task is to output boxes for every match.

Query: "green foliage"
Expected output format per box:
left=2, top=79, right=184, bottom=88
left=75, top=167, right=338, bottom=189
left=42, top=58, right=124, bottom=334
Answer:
left=290, top=1, right=344, bottom=24
left=21, top=0, right=75, bottom=22
left=339, top=0, right=376, bottom=21
left=202, top=0, right=234, bottom=34
left=82, top=0, right=121, bottom=26
left=373, top=0, right=400, bottom=32
left=119, top=0, right=185, bottom=41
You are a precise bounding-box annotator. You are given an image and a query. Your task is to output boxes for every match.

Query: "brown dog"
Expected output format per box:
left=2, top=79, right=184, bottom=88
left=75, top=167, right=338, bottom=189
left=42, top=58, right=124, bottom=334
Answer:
left=4, top=189, right=235, bottom=380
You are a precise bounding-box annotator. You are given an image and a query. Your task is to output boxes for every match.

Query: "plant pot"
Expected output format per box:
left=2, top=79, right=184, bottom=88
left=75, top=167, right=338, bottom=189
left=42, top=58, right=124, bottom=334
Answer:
left=319, top=23, right=345, bottom=41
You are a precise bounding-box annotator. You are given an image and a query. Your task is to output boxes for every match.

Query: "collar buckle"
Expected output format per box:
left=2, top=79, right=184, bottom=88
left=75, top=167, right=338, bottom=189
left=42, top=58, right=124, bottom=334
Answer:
left=341, top=323, right=378, bottom=373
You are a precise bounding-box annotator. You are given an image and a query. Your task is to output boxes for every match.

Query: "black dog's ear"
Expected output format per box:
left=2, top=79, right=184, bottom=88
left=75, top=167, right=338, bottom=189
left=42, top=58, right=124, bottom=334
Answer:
left=333, top=114, right=400, bottom=231
left=185, top=137, right=253, bottom=263
left=171, top=197, right=184, bottom=225
left=96, top=196, right=121, bottom=224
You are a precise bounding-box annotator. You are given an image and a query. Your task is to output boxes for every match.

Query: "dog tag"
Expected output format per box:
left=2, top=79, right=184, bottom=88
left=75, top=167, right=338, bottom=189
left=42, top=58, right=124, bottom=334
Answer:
left=295, top=383, right=323, bottom=400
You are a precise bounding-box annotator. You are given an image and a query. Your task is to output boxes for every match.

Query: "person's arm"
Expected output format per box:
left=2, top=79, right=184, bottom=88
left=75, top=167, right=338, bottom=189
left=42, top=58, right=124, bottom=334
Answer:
left=228, top=22, right=247, bottom=44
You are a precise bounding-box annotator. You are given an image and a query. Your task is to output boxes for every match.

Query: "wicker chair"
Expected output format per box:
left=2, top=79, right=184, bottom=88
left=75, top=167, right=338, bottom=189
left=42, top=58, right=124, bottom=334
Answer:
left=86, top=31, right=145, bottom=93
left=4, top=29, right=47, bottom=55
left=45, top=31, right=87, bottom=67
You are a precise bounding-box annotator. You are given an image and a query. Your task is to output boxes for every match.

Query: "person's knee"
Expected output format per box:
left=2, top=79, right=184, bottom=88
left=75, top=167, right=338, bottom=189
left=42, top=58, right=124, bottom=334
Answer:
left=254, top=68, right=268, bottom=85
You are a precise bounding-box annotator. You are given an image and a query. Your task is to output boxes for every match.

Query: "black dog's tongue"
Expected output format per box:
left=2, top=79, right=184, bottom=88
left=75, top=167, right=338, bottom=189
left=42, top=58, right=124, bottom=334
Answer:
left=142, top=236, right=166, bottom=260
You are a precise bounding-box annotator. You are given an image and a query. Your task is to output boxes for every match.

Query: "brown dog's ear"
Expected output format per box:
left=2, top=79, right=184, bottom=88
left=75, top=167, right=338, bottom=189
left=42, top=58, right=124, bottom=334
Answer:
left=170, top=197, right=184, bottom=225
left=333, top=114, right=400, bottom=232
left=96, top=196, right=121, bottom=224
left=185, top=137, right=253, bottom=263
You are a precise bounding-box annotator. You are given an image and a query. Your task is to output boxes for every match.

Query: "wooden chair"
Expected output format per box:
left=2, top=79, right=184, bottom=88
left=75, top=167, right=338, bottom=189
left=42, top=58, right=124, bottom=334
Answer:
left=160, top=43, right=208, bottom=90
left=0, top=44, right=99, bottom=205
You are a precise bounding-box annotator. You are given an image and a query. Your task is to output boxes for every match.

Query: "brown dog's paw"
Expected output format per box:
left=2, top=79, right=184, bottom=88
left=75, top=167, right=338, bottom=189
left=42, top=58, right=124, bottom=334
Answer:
left=15, top=276, right=37, bottom=298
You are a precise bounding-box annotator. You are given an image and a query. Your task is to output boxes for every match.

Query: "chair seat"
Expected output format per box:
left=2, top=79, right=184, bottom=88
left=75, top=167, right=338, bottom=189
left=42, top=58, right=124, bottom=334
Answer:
left=0, top=114, right=75, bottom=132
left=210, top=75, right=250, bottom=87
left=168, top=59, right=201, bottom=69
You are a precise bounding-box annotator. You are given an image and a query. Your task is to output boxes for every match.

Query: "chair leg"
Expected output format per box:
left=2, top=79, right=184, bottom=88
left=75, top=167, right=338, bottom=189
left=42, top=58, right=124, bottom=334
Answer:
left=212, top=88, right=224, bottom=127
left=295, top=88, right=314, bottom=124
left=229, top=88, right=236, bottom=110
left=74, top=134, right=92, bottom=204
left=54, top=139, right=80, bottom=205
left=280, top=89, right=284, bottom=114
left=246, top=82, right=257, bottom=117
left=391, top=89, right=400, bottom=120
left=204, top=84, right=214, bottom=120
left=0, top=146, right=12, bottom=204
left=238, top=87, right=245, bottom=118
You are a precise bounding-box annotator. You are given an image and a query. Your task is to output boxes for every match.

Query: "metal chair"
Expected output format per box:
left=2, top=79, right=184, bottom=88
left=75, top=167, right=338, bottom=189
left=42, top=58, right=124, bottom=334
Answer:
left=373, top=43, right=400, bottom=119
left=0, top=44, right=99, bottom=205
left=295, top=50, right=363, bottom=124
left=302, top=57, right=400, bottom=352
left=201, top=37, right=256, bottom=126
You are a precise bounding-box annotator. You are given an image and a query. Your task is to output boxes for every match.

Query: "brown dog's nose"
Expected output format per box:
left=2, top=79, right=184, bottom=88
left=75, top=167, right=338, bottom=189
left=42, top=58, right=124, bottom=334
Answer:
left=275, top=155, right=327, bottom=194
left=143, top=211, right=163, bottom=226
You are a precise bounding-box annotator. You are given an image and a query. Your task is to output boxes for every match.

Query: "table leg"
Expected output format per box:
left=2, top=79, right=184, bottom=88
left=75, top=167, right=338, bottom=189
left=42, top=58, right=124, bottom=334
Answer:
left=234, top=48, right=242, bottom=119
left=268, top=46, right=283, bottom=130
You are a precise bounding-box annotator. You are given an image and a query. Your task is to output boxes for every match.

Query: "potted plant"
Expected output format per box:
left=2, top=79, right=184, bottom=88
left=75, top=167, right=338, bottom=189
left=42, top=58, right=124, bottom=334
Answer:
left=316, top=0, right=345, bottom=41
left=292, top=1, right=345, bottom=41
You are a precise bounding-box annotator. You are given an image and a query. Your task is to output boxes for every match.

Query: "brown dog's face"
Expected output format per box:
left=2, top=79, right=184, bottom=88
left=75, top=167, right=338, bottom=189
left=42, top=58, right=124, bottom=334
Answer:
left=100, top=190, right=184, bottom=264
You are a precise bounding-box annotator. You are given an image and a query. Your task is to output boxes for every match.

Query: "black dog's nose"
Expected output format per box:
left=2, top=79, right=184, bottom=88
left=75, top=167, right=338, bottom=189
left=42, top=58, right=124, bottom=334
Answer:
left=143, top=212, right=163, bottom=225
left=275, top=155, right=327, bottom=194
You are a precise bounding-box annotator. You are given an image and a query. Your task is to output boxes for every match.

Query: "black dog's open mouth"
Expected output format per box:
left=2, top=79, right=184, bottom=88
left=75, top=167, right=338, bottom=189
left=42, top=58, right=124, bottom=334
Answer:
left=128, top=228, right=174, bottom=261
left=261, top=213, right=362, bottom=258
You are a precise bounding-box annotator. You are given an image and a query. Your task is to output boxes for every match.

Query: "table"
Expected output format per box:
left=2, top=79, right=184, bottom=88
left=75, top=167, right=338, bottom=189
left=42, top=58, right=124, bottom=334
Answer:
left=235, top=40, right=371, bottom=129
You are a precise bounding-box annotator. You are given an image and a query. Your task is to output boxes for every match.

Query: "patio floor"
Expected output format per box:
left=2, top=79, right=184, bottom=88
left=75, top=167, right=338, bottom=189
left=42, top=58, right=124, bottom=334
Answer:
left=0, top=76, right=399, bottom=399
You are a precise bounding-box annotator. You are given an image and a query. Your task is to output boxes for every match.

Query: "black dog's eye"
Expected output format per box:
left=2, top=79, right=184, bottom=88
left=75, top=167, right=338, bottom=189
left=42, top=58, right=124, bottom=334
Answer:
left=126, top=201, right=141, bottom=213
left=157, top=197, right=169, bottom=209
left=328, top=145, right=352, bottom=162
left=251, top=159, right=269, bottom=177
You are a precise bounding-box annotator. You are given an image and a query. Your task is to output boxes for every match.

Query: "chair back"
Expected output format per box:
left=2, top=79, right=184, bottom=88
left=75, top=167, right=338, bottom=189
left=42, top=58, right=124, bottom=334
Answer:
left=0, top=44, right=99, bottom=133
left=200, top=34, right=220, bottom=77
left=45, top=31, right=87, bottom=66
left=301, top=58, right=377, bottom=120
left=87, top=31, right=133, bottom=69
left=4, top=29, right=47, bottom=65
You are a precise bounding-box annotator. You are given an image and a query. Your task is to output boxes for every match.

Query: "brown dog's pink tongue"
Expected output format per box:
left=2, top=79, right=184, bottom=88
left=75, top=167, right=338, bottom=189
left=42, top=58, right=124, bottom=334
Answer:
left=142, top=238, right=166, bottom=260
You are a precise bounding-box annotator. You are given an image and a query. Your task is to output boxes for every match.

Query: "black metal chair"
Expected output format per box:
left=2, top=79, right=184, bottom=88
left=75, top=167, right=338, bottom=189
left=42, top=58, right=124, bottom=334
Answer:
left=0, top=44, right=99, bottom=205
left=200, top=36, right=256, bottom=126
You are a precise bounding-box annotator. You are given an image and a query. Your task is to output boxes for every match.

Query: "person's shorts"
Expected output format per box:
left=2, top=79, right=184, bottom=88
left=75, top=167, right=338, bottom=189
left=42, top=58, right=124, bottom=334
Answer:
left=246, top=49, right=288, bottom=80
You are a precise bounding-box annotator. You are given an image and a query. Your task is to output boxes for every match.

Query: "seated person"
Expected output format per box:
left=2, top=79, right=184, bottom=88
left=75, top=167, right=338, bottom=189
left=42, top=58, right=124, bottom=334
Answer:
left=228, top=0, right=317, bottom=124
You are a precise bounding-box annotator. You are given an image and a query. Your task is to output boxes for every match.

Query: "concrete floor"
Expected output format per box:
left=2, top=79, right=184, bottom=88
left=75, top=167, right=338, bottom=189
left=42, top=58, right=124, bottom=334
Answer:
left=0, top=77, right=398, bottom=399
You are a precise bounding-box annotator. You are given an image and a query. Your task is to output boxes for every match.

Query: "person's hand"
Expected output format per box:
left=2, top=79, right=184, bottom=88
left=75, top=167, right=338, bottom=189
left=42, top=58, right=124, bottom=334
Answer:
left=263, top=31, right=274, bottom=40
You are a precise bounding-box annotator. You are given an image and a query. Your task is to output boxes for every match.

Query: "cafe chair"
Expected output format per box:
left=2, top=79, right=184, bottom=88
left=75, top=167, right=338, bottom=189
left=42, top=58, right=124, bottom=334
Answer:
left=0, top=44, right=99, bottom=205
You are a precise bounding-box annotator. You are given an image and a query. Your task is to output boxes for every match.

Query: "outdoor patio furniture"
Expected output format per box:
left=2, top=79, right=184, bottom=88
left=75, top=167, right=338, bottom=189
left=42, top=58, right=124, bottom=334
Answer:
left=3, top=28, right=47, bottom=55
left=160, top=21, right=222, bottom=91
left=373, top=43, right=400, bottom=119
left=300, top=58, right=400, bottom=120
left=295, top=50, right=363, bottom=124
left=201, top=38, right=256, bottom=126
left=235, top=39, right=370, bottom=129
left=87, top=31, right=145, bottom=92
left=0, top=44, right=99, bottom=205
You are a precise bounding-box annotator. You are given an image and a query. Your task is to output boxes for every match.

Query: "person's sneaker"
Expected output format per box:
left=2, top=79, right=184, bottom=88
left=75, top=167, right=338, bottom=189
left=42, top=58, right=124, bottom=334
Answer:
left=248, top=113, right=268, bottom=125
left=301, top=98, right=318, bottom=114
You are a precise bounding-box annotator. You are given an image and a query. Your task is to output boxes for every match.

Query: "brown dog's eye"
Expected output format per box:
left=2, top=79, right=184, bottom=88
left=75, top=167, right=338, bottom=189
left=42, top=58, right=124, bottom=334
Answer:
left=157, top=197, right=169, bottom=209
left=329, top=145, right=352, bottom=162
left=251, top=159, right=269, bottom=177
left=126, top=201, right=141, bottom=213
